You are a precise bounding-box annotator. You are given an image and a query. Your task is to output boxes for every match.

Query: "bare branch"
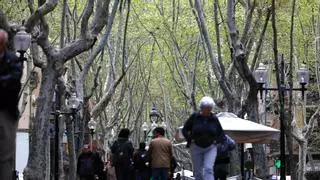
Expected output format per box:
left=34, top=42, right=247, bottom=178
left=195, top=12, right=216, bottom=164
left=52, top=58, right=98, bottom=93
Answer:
left=250, top=7, right=271, bottom=71
left=227, top=0, right=256, bottom=88
left=37, top=17, right=55, bottom=56
left=193, top=0, right=237, bottom=103
left=81, top=0, right=119, bottom=77
left=59, top=37, right=97, bottom=62
left=241, top=0, right=256, bottom=44
left=80, top=0, right=94, bottom=37
left=89, top=0, right=111, bottom=36
left=27, top=0, right=35, bottom=14
left=25, top=0, right=58, bottom=32
left=0, top=8, right=10, bottom=31
left=91, top=72, right=126, bottom=119
left=304, top=106, right=320, bottom=138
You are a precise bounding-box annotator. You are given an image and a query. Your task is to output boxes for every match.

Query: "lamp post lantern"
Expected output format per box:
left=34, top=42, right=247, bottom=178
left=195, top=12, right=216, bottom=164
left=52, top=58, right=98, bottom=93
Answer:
left=150, top=107, right=160, bottom=123
left=160, top=121, right=167, bottom=130
left=254, top=60, right=309, bottom=180
left=142, top=122, right=149, bottom=142
left=14, top=27, right=31, bottom=58
left=13, top=27, right=31, bottom=180
left=88, top=118, right=97, bottom=151
left=66, top=93, right=81, bottom=112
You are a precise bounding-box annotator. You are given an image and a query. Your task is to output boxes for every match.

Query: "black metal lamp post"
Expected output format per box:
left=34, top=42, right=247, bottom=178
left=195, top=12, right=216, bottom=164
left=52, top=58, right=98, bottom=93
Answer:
left=142, top=122, right=149, bottom=142
left=13, top=27, right=31, bottom=180
left=254, top=61, right=309, bottom=180
left=88, top=118, right=97, bottom=151
left=52, top=92, right=81, bottom=180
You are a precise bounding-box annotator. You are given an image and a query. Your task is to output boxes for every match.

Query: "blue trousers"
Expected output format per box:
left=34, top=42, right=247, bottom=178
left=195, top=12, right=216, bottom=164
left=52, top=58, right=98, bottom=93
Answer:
left=152, top=168, right=169, bottom=180
left=191, top=144, right=217, bottom=180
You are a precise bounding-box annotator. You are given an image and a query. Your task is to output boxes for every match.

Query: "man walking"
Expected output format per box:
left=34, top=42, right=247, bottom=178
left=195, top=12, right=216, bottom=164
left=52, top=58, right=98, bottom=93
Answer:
left=148, top=127, right=173, bottom=180
left=77, top=145, right=97, bottom=180
left=0, top=29, right=23, bottom=180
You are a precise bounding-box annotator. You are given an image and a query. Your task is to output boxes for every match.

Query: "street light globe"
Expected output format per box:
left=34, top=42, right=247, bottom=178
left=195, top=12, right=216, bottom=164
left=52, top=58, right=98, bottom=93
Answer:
left=66, top=93, right=81, bottom=111
left=254, top=63, right=268, bottom=84
left=142, top=122, right=149, bottom=132
left=150, top=107, right=159, bottom=123
left=88, top=118, right=97, bottom=131
left=160, top=121, right=167, bottom=129
left=151, top=122, right=157, bottom=130
left=14, top=27, right=31, bottom=53
left=297, top=64, right=309, bottom=85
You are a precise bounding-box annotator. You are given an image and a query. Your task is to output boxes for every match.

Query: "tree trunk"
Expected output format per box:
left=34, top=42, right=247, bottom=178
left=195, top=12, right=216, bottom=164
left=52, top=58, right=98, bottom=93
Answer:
left=66, top=118, right=77, bottom=180
left=24, top=61, right=57, bottom=180
left=298, top=140, right=308, bottom=180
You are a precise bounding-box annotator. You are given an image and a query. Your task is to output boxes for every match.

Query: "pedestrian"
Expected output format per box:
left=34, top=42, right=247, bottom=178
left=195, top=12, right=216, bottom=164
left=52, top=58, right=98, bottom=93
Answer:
left=111, top=128, right=134, bottom=180
left=91, top=143, right=105, bottom=180
left=148, top=127, right=173, bottom=180
left=77, top=144, right=97, bottom=180
left=133, top=142, right=150, bottom=180
left=214, top=134, right=236, bottom=180
left=182, top=96, right=225, bottom=180
left=0, top=29, right=23, bottom=180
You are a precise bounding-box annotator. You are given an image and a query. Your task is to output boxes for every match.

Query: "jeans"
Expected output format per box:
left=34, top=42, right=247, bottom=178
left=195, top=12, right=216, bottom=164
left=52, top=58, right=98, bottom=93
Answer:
left=152, top=168, right=169, bottom=180
left=191, top=143, right=217, bottom=180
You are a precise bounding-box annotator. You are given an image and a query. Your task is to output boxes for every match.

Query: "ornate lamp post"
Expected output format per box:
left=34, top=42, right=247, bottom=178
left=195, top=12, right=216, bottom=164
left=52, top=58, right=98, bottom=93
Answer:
left=51, top=92, right=81, bottom=179
left=142, top=122, right=149, bottom=142
left=141, top=107, right=168, bottom=142
left=254, top=61, right=309, bottom=180
left=13, top=27, right=31, bottom=180
left=88, top=118, right=97, bottom=151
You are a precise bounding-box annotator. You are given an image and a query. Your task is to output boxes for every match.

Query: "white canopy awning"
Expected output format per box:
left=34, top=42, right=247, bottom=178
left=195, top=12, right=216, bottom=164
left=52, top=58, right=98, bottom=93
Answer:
left=216, top=112, right=280, bottom=143
left=175, top=112, right=280, bottom=144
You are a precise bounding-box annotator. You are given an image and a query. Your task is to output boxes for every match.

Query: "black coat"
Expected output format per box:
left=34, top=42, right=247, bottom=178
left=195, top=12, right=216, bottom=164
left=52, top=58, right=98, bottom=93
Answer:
left=182, top=112, right=224, bottom=148
left=0, top=50, right=23, bottom=120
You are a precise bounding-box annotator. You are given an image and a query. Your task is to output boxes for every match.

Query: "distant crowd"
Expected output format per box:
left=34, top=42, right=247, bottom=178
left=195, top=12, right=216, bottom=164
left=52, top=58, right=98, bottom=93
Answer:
left=77, top=97, right=236, bottom=180
left=77, top=127, right=176, bottom=180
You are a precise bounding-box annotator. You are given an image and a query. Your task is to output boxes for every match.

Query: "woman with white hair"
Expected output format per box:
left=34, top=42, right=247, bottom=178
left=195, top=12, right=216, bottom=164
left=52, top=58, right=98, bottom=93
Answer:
left=182, top=96, right=225, bottom=180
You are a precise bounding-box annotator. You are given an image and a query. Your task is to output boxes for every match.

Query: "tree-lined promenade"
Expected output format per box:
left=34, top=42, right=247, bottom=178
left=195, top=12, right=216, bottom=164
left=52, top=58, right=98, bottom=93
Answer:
left=0, top=0, right=320, bottom=179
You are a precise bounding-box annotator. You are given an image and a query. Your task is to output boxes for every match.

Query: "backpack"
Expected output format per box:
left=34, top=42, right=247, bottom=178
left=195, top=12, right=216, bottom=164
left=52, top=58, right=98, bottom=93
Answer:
left=134, top=150, right=148, bottom=170
left=112, top=140, right=131, bottom=165
left=78, top=154, right=95, bottom=176
left=217, top=134, right=236, bottom=154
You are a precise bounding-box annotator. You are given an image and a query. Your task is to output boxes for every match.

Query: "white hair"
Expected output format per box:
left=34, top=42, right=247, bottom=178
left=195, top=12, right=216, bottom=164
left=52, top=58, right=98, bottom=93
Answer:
left=0, top=29, right=8, bottom=44
left=199, top=96, right=216, bottom=109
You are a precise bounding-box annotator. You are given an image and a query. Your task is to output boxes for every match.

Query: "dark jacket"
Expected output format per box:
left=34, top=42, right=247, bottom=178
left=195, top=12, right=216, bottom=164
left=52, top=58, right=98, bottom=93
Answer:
left=77, top=151, right=96, bottom=177
left=0, top=50, right=23, bottom=120
left=182, top=112, right=224, bottom=148
left=111, top=138, right=134, bottom=165
left=133, top=149, right=149, bottom=170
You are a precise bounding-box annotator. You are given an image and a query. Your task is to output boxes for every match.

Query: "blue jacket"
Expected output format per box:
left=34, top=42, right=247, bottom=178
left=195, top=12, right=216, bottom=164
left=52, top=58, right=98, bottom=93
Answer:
left=0, top=50, right=23, bottom=120
left=182, top=112, right=225, bottom=148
